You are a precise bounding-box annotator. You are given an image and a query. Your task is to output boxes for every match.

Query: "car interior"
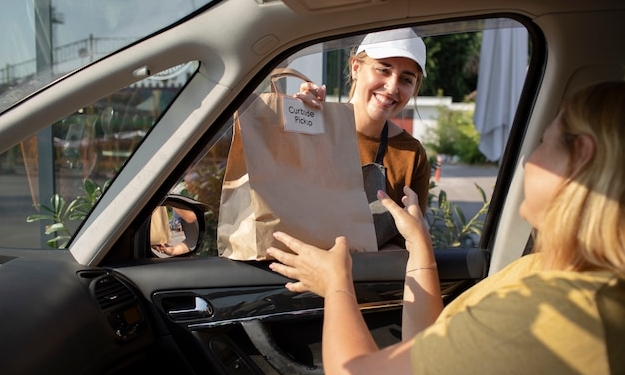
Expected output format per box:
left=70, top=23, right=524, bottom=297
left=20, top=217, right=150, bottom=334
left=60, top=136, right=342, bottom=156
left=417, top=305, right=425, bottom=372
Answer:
left=0, top=0, right=624, bottom=374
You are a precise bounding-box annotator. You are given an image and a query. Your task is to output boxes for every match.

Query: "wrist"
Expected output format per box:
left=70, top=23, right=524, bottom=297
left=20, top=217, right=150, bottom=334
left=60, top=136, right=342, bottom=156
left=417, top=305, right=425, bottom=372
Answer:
left=406, top=264, right=437, bottom=274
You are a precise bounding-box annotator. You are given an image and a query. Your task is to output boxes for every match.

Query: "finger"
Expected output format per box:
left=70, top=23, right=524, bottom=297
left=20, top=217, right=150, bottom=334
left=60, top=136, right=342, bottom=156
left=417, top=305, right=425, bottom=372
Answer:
left=267, top=246, right=298, bottom=267
left=293, top=93, right=322, bottom=110
left=402, top=186, right=419, bottom=205
left=268, top=261, right=297, bottom=279
left=401, top=186, right=421, bottom=218
left=297, top=82, right=320, bottom=99
left=317, top=84, right=327, bottom=101
left=284, top=281, right=311, bottom=294
left=295, top=82, right=325, bottom=109
left=273, top=231, right=313, bottom=255
left=299, top=81, right=319, bottom=92
left=331, top=236, right=349, bottom=252
left=377, top=189, right=405, bottom=217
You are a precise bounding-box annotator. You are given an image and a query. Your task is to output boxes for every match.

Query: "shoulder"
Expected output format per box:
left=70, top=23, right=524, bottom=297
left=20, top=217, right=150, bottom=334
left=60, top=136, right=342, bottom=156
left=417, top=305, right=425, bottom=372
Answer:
left=441, top=253, right=616, bottom=322
left=411, top=271, right=618, bottom=374
left=387, top=129, right=426, bottom=152
left=447, top=269, right=616, bottom=323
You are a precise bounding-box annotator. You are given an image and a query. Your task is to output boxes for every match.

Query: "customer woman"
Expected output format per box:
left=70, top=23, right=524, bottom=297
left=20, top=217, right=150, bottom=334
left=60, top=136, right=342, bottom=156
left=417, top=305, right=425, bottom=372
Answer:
left=296, top=27, right=431, bottom=248
left=269, top=81, right=625, bottom=374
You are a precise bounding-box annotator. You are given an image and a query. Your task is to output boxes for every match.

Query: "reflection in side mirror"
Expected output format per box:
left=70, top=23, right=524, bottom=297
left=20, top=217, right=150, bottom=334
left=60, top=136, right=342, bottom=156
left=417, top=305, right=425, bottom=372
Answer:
left=149, top=195, right=208, bottom=258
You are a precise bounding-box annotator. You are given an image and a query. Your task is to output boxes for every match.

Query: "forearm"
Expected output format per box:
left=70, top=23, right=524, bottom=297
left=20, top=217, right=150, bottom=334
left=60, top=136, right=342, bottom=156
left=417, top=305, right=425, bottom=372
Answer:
left=322, top=283, right=378, bottom=375
left=401, top=231, right=443, bottom=339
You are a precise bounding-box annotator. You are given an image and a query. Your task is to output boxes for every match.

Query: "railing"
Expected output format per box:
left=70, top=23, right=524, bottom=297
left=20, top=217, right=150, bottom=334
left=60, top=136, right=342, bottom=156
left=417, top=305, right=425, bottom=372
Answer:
left=0, top=35, right=135, bottom=86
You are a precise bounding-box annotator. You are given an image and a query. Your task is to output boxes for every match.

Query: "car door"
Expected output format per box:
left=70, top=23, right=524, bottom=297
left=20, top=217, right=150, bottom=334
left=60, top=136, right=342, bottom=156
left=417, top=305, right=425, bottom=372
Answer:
left=83, top=17, right=534, bottom=374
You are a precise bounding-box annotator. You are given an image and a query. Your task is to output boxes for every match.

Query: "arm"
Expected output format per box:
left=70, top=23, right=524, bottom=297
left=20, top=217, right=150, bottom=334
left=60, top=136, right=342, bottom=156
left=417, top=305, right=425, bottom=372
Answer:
left=267, top=186, right=440, bottom=373
left=267, top=234, right=413, bottom=375
left=379, top=187, right=443, bottom=338
left=412, top=145, right=431, bottom=215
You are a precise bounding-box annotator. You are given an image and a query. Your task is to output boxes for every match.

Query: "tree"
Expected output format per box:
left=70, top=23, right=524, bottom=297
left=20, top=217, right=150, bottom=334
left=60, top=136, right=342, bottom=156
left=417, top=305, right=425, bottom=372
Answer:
left=420, top=32, right=481, bottom=102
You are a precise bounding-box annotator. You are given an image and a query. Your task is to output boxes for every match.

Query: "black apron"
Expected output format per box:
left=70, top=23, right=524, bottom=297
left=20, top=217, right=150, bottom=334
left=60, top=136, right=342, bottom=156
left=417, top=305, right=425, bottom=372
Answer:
left=362, top=122, right=400, bottom=248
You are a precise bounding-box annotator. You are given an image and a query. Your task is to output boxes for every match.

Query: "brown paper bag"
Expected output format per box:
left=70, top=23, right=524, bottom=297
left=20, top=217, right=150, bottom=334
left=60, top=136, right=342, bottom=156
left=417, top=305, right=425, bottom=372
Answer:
left=150, top=206, right=171, bottom=246
left=217, top=68, right=377, bottom=260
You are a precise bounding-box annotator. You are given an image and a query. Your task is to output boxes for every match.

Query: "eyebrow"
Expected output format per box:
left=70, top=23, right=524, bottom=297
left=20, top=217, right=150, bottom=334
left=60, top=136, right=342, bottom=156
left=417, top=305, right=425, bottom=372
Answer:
left=378, top=61, right=418, bottom=78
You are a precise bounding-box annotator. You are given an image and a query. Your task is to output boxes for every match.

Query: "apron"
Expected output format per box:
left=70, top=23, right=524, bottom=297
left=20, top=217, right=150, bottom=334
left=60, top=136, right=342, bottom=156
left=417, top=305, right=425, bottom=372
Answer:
left=362, top=122, right=400, bottom=248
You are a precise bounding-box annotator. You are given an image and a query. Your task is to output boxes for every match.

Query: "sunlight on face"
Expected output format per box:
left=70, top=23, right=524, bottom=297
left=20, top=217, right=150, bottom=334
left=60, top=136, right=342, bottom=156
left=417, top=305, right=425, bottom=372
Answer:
left=350, top=57, right=420, bottom=123
left=520, top=112, right=572, bottom=229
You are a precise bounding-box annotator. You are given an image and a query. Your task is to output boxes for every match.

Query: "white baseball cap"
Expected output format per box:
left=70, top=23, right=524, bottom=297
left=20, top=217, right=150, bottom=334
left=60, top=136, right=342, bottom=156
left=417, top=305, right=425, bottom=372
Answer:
left=356, top=28, right=427, bottom=77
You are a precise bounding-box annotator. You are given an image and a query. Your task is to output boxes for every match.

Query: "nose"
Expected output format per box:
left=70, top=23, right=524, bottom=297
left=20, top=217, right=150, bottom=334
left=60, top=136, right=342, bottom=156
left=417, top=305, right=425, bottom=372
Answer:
left=384, top=75, right=400, bottom=94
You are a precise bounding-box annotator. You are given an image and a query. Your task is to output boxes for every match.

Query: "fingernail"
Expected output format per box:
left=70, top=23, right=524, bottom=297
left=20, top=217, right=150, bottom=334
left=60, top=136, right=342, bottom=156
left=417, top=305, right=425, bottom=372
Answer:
left=377, top=190, right=387, bottom=199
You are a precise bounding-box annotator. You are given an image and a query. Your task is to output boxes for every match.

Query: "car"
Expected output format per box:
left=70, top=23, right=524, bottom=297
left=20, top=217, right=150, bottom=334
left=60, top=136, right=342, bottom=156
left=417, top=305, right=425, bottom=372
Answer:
left=0, top=0, right=624, bottom=374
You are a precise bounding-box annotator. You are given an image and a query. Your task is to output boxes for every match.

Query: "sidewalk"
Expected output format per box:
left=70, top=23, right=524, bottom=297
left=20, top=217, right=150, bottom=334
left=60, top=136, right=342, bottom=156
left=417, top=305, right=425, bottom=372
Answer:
left=430, top=163, right=499, bottom=219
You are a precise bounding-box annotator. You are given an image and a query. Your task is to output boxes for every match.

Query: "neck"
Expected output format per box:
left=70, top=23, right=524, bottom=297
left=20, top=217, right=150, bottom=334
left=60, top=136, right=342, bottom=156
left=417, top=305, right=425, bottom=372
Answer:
left=356, top=122, right=386, bottom=139
left=353, top=111, right=386, bottom=139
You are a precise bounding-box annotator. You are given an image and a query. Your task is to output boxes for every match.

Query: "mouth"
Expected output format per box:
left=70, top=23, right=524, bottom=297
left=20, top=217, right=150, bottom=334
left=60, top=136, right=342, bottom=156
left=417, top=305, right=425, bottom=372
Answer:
left=374, top=93, right=396, bottom=106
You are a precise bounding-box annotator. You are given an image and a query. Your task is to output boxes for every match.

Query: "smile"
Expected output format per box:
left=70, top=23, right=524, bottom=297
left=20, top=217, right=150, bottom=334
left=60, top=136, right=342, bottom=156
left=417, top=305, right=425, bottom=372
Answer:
left=375, top=93, right=396, bottom=106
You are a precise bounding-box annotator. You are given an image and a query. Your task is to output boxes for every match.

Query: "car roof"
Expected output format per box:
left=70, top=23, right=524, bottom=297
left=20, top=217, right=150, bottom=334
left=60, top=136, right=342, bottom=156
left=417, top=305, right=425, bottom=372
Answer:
left=2, top=0, right=624, bottom=150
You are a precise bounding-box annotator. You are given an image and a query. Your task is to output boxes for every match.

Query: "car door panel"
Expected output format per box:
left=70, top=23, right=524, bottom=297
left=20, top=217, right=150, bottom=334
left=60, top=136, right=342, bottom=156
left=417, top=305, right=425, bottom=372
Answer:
left=107, top=247, right=486, bottom=374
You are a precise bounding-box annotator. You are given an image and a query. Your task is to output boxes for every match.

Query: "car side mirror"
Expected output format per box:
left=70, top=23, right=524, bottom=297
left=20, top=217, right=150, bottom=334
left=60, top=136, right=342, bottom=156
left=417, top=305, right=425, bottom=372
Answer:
left=149, top=194, right=209, bottom=258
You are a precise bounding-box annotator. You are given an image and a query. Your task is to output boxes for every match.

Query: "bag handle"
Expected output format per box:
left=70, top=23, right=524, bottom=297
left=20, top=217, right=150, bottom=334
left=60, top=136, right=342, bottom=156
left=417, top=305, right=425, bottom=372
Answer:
left=269, top=67, right=312, bottom=94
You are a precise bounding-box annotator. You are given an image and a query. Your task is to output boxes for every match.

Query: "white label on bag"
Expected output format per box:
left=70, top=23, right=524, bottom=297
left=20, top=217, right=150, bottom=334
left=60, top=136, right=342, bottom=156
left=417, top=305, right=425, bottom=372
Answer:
left=282, top=97, right=325, bottom=135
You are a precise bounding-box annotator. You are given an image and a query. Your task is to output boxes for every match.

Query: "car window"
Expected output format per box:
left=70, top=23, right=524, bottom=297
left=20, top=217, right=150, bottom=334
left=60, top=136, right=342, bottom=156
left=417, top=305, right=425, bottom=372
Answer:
left=0, top=0, right=216, bottom=250
left=173, top=17, right=530, bottom=257
left=0, top=0, right=215, bottom=114
left=0, top=15, right=530, bottom=254
left=0, top=62, right=199, bottom=249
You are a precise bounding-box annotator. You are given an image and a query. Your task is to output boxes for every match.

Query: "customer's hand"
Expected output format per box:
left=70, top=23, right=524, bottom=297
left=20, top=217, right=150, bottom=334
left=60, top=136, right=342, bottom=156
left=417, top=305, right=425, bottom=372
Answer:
left=378, top=187, right=431, bottom=252
left=293, top=82, right=326, bottom=110
left=268, top=232, right=352, bottom=298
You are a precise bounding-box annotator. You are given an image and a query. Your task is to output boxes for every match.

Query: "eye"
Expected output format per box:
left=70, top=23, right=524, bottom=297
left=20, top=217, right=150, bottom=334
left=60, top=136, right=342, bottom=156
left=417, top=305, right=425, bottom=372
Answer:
left=402, top=76, right=415, bottom=85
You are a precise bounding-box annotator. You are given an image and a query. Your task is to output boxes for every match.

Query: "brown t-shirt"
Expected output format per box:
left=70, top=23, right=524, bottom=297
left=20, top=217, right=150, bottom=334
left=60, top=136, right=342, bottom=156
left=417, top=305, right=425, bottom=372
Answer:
left=357, top=130, right=430, bottom=247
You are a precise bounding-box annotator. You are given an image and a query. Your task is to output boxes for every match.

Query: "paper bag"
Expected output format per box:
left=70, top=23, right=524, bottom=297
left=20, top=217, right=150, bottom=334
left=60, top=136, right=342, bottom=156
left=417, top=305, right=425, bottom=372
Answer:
left=217, top=68, right=377, bottom=260
left=150, top=206, right=171, bottom=246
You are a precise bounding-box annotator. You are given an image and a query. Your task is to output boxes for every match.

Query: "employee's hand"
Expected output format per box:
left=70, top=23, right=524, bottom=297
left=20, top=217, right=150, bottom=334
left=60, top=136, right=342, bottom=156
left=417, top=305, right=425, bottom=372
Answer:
left=293, top=82, right=326, bottom=110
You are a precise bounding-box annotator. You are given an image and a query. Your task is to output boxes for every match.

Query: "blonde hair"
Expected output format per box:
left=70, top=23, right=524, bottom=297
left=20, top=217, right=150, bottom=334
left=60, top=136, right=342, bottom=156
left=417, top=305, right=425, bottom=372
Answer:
left=535, top=81, right=625, bottom=275
left=347, top=51, right=424, bottom=101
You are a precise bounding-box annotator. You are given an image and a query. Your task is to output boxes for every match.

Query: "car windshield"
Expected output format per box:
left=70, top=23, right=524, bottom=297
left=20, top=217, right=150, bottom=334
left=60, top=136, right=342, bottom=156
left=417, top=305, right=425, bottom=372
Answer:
left=0, top=0, right=215, bottom=114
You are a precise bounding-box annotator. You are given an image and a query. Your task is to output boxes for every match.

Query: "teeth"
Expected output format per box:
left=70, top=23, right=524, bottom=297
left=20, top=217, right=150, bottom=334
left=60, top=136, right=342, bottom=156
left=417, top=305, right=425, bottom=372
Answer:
left=375, top=94, right=394, bottom=105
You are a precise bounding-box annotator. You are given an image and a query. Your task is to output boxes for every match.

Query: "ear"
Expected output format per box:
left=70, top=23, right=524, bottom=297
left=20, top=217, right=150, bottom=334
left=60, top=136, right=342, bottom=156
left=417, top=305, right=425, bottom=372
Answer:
left=571, top=134, right=596, bottom=174
left=350, top=58, right=361, bottom=78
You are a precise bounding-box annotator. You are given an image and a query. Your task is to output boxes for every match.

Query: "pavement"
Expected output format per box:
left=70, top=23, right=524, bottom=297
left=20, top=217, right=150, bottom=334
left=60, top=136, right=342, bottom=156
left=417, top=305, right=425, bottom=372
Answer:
left=430, top=163, right=499, bottom=219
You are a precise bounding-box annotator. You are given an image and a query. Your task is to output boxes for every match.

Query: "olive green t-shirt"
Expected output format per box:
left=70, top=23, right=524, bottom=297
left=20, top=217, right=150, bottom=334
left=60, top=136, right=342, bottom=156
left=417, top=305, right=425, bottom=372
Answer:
left=411, top=254, right=625, bottom=374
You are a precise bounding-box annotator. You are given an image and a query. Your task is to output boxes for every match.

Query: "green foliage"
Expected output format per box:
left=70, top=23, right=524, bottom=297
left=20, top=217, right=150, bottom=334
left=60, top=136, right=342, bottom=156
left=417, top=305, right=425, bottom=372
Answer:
left=420, top=33, right=481, bottom=102
left=26, top=165, right=489, bottom=252
left=426, top=181, right=490, bottom=248
left=26, top=178, right=110, bottom=248
left=179, top=158, right=227, bottom=257
left=425, top=106, right=485, bottom=164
